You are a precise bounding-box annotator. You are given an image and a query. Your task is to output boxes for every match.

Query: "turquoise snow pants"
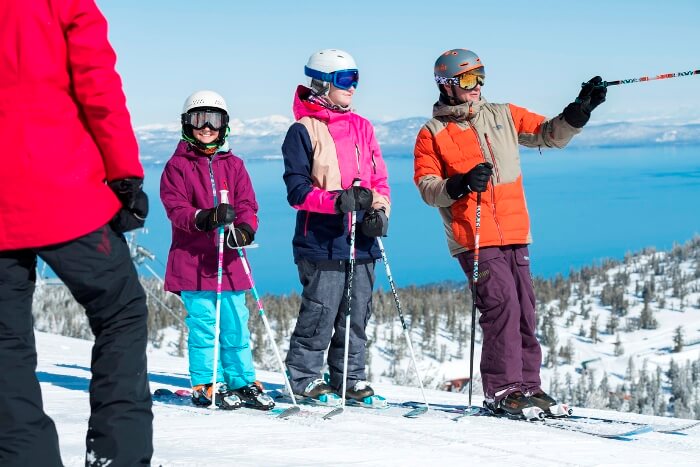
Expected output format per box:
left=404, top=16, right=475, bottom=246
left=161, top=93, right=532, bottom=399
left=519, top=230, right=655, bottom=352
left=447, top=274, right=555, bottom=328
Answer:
left=181, top=291, right=255, bottom=390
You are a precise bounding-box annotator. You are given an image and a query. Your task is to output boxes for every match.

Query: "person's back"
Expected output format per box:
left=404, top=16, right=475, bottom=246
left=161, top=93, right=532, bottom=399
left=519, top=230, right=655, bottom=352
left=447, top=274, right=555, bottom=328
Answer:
left=0, top=0, right=142, bottom=249
left=0, top=1, right=153, bottom=465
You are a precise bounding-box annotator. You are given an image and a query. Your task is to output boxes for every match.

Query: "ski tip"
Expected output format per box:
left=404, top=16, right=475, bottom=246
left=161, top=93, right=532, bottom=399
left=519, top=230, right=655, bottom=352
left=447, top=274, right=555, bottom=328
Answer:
left=404, top=406, right=428, bottom=418
left=277, top=406, right=301, bottom=419
left=452, top=406, right=482, bottom=421
left=153, top=388, right=174, bottom=397
left=322, top=407, right=344, bottom=420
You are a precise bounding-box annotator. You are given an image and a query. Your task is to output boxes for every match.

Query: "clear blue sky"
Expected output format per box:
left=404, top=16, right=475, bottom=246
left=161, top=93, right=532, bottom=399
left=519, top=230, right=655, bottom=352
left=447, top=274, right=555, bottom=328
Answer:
left=97, top=0, right=700, bottom=126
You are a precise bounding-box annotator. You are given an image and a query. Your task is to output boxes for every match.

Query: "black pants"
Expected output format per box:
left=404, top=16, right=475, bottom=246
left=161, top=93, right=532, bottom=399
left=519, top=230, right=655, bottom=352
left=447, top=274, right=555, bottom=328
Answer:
left=0, top=225, right=153, bottom=466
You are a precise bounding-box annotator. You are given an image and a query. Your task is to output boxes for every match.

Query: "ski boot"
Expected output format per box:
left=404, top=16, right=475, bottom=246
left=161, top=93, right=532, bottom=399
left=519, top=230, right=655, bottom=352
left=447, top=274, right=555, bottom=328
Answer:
left=345, top=380, right=375, bottom=400
left=233, top=381, right=275, bottom=410
left=484, top=391, right=543, bottom=420
left=294, top=378, right=342, bottom=406
left=344, top=381, right=387, bottom=409
left=191, top=383, right=242, bottom=410
left=528, top=390, right=572, bottom=417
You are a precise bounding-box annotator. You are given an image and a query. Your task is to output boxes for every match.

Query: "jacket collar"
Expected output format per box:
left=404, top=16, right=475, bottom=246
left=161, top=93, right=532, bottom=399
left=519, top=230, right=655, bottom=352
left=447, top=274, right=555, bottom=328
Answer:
left=292, top=85, right=352, bottom=123
left=432, top=96, right=487, bottom=121
left=172, top=140, right=232, bottom=161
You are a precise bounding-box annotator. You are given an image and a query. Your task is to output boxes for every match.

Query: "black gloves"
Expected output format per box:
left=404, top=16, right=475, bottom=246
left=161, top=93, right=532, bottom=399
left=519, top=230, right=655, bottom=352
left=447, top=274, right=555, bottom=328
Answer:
left=335, top=186, right=373, bottom=214
left=226, top=223, right=255, bottom=248
left=195, top=203, right=235, bottom=231
left=445, top=162, right=493, bottom=200
left=361, top=208, right=388, bottom=237
left=108, top=178, right=149, bottom=233
left=563, top=76, right=607, bottom=128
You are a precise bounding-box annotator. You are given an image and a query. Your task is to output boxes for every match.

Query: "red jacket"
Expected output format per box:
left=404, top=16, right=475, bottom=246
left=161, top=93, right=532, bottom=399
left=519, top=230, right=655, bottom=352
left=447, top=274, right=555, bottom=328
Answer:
left=0, top=0, right=143, bottom=250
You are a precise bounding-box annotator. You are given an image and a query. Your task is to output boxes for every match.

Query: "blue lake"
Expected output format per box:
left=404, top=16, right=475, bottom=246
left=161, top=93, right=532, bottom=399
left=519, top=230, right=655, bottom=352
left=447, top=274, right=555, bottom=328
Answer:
left=136, top=145, right=700, bottom=295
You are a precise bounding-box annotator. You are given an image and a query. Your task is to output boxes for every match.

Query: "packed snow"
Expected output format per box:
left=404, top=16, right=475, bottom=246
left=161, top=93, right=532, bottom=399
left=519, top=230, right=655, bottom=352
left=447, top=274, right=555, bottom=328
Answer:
left=37, top=331, right=700, bottom=467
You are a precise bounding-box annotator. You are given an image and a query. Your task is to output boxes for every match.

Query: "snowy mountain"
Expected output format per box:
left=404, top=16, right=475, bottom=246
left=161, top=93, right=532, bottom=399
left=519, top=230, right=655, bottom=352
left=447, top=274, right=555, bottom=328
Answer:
left=36, top=331, right=700, bottom=466
left=135, top=116, right=700, bottom=163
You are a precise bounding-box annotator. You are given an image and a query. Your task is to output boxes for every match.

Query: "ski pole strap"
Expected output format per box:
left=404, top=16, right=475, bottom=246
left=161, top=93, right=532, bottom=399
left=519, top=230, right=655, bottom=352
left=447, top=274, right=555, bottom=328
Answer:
left=585, top=69, right=700, bottom=87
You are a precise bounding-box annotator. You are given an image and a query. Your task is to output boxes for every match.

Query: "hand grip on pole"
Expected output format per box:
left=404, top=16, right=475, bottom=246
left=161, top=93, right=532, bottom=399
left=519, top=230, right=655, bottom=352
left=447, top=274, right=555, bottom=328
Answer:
left=220, top=189, right=229, bottom=205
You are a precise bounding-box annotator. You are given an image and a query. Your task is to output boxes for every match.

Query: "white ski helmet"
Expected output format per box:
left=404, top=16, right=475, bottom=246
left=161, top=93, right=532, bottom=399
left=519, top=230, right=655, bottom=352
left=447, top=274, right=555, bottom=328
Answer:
left=304, top=49, right=359, bottom=95
left=180, top=90, right=230, bottom=150
left=181, top=90, right=228, bottom=114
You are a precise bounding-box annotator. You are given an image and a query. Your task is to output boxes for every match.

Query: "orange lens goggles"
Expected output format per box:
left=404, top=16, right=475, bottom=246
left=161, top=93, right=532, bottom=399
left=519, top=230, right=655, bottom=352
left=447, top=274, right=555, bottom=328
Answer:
left=457, top=70, right=485, bottom=90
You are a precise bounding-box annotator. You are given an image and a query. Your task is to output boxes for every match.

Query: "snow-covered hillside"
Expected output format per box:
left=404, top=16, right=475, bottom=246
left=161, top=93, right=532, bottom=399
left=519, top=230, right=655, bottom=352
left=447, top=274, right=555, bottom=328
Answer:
left=135, top=117, right=700, bottom=162
left=38, top=331, right=700, bottom=466
left=34, top=238, right=700, bottom=423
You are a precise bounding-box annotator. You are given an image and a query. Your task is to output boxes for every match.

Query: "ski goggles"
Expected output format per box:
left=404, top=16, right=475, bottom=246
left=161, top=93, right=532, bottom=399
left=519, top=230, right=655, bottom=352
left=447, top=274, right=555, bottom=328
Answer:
left=181, top=110, right=228, bottom=130
left=435, top=67, right=486, bottom=90
left=305, top=67, right=359, bottom=90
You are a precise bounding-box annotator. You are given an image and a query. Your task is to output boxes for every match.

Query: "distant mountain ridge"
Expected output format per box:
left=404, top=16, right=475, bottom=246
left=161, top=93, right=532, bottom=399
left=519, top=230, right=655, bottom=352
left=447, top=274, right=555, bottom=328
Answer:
left=136, top=116, right=700, bottom=164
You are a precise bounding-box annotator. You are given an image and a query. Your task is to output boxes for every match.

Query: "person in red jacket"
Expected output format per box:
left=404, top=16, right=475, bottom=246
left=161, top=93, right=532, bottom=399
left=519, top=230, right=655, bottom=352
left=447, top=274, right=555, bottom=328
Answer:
left=0, top=1, right=152, bottom=465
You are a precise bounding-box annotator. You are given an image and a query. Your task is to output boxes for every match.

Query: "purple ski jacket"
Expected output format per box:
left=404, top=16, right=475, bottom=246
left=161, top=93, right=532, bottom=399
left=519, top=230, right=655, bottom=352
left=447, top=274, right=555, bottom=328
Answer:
left=160, top=140, right=259, bottom=292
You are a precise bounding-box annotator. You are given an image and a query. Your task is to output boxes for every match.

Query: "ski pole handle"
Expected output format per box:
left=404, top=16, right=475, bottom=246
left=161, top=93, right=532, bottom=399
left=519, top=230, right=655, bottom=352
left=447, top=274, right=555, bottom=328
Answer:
left=220, top=189, right=229, bottom=205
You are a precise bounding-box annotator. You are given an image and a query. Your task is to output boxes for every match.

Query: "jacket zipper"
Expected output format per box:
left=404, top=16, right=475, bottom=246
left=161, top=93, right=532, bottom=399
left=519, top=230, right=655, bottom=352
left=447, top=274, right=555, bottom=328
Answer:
left=468, top=124, right=504, bottom=245
left=483, top=133, right=501, bottom=183
left=348, top=145, right=362, bottom=234
left=207, top=157, right=218, bottom=204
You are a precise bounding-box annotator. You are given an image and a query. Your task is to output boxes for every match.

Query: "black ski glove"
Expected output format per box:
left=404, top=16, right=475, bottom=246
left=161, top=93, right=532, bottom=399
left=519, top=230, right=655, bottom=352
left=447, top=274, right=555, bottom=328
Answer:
left=108, top=177, right=149, bottom=233
left=335, top=186, right=373, bottom=214
left=195, top=203, right=235, bottom=231
left=445, top=162, right=493, bottom=200
left=360, top=208, right=388, bottom=237
left=562, top=76, right=607, bottom=128
left=226, top=223, right=255, bottom=248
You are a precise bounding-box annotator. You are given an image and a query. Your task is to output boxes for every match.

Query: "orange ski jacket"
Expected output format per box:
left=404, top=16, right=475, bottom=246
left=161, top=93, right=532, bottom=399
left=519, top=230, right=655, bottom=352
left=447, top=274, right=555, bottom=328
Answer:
left=414, top=98, right=581, bottom=255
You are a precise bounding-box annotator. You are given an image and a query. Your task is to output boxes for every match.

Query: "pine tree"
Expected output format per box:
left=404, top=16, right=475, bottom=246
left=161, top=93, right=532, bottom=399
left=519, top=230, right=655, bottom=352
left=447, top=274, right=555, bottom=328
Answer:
left=672, top=326, right=684, bottom=353
left=589, top=315, right=599, bottom=343
left=614, top=333, right=624, bottom=356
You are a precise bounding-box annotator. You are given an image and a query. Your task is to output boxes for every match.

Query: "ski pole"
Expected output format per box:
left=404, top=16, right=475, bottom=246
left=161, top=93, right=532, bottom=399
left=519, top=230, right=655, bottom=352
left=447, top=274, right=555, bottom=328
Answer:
left=468, top=192, right=482, bottom=408
left=231, top=242, right=301, bottom=418
left=338, top=179, right=362, bottom=416
left=376, top=237, right=430, bottom=416
left=209, top=189, right=228, bottom=409
left=585, top=69, right=699, bottom=87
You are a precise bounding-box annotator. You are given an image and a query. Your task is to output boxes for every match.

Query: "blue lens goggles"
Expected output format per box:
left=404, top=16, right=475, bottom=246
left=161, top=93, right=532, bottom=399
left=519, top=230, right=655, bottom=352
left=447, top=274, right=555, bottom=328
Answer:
left=304, top=66, right=359, bottom=90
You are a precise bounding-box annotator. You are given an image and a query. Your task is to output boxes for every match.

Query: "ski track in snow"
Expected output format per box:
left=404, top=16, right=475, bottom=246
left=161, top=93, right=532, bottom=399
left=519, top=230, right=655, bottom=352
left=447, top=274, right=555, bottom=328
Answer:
left=36, top=332, right=700, bottom=467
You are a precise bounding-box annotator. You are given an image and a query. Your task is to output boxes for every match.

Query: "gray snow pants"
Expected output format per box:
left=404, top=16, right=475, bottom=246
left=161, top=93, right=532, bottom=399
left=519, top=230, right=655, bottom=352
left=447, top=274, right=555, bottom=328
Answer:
left=457, top=245, right=543, bottom=401
left=285, top=258, right=375, bottom=394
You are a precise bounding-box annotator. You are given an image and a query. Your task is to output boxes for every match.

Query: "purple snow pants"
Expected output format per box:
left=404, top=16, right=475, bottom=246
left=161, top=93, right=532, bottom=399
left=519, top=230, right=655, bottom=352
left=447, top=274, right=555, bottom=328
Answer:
left=457, top=245, right=542, bottom=401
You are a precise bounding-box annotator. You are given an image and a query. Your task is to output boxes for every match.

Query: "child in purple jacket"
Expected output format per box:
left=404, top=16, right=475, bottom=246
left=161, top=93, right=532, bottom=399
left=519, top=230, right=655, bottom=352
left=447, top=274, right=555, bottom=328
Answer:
left=160, top=90, right=274, bottom=410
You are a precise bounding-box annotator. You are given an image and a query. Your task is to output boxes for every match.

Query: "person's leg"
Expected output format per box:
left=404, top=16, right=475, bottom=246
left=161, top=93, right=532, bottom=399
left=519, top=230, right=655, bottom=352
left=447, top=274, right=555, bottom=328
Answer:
left=0, top=250, right=62, bottom=466
left=40, top=226, right=152, bottom=466
left=509, top=246, right=543, bottom=394
left=457, top=247, right=523, bottom=402
left=328, top=261, right=375, bottom=390
left=285, top=259, right=344, bottom=394
left=181, top=291, right=224, bottom=386
left=219, top=291, right=255, bottom=389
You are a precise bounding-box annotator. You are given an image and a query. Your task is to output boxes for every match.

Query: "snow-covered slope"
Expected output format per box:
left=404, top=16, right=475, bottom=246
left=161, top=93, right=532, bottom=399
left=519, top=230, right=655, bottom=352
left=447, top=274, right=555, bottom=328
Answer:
left=38, top=331, right=700, bottom=467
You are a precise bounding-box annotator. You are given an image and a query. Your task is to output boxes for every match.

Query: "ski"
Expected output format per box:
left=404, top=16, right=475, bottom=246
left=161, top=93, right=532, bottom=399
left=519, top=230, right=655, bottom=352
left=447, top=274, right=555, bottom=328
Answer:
left=401, top=401, right=653, bottom=440
left=567, top=414, right=700, bottom=435
left=152, top=388, right=300, bottom=419
left=269, top=390, right=424, bottom=419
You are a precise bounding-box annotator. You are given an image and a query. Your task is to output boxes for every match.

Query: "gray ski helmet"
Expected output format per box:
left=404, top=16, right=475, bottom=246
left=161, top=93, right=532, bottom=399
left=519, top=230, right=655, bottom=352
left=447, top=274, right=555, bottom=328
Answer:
left=434, top=49, right=485, bottom=97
